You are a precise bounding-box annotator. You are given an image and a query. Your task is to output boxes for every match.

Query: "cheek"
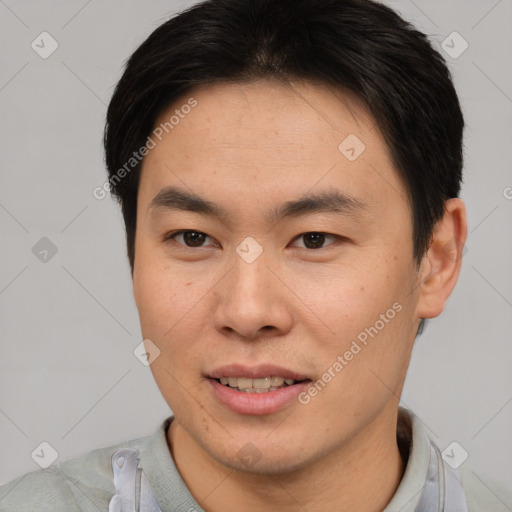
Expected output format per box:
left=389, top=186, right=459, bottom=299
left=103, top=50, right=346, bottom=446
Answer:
left=301, top=264, right=395, bottom=334
left=133, top=243, right=186, bottom=317
left=303, top=264, right=412, bottom=379
left=133, top=257, right=214, bottom=360
left=133, top=269, right=169, bottom=330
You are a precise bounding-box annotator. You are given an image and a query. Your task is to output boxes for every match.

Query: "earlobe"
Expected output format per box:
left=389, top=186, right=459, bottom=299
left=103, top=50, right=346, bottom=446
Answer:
left=415, top=198, right=468, bottom=319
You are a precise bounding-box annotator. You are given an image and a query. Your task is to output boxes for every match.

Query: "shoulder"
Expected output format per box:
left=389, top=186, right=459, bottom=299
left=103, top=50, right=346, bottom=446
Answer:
left=459, top=466, right=512, bottom=512
left=0, top=436, right=149, bottom=512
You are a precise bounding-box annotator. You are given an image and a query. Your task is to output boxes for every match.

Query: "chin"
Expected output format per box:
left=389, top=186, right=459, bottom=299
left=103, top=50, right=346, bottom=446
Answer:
left=221, top=448, right=310, bottom=476
left=200, top=432, right=315, bottom=476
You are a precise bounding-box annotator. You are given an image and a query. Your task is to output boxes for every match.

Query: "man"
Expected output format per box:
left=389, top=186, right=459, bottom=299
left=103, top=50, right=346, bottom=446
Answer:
left=1, top=0, right=510, bottom=511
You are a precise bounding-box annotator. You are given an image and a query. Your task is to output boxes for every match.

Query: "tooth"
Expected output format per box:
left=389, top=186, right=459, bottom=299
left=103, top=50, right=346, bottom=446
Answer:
left=253, top=377, right=271, bottom=389
left=237, top=378, right=253, bottom=389
left=219, top=376, right=294, bottom=390
left=270, top=376, right=285, bottom=386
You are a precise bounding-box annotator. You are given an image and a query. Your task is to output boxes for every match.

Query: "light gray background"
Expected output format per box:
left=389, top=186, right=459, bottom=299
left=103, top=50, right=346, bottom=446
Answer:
left=0, top=0, right=511, bottom=497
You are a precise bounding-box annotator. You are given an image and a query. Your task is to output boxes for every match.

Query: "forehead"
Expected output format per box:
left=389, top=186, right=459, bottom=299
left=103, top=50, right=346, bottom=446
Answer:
left=152, top=79, right=378, bottom=151
left=138, top=79, right=408, bottom=220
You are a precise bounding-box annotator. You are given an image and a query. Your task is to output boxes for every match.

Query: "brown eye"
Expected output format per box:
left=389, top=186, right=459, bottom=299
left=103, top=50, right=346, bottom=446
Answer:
left=302, top=233, right=326, bottom=249
left=293, top=232, right=337, bottom=250
left=165, top=230, right=215, bottom=248
left=182, top=231, right=207, bottom=247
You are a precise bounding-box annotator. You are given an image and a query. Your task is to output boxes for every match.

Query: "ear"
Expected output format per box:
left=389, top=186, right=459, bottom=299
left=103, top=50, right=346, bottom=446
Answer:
left=415, top=198, right=468, bottom=319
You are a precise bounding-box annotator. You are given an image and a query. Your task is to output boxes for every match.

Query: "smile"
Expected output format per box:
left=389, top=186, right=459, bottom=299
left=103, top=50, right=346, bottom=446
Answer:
left=216, top=376, right=303, bottom=392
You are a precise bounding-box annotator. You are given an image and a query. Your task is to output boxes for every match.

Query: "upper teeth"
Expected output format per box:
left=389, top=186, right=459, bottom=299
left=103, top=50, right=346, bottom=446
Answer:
left=219, top=376, right=296, bottom=389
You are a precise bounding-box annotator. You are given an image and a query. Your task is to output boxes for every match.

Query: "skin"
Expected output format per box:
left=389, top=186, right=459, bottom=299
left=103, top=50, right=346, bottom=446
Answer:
left=132, top=79, right=467, bottom=512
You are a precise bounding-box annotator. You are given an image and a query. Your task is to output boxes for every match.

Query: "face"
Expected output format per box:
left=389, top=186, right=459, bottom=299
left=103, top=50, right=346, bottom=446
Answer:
left=132, top=79, right=423, bottom=474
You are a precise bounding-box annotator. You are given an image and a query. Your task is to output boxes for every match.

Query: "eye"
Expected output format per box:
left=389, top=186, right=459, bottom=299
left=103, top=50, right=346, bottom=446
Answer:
left=291, top=232, right=339, bottom=250
left=164, top=230, right=217, bottom=248
left=164, top=230, right=341, bottom=251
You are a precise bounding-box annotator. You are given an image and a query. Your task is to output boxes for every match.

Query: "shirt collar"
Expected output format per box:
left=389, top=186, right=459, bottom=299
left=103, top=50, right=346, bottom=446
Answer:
left=383, top=406, right=437, bottom=511
left=139, top=406, right=436, bottom=512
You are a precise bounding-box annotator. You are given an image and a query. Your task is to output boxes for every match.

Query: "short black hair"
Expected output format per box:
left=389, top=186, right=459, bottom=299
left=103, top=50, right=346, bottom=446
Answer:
left=104, top=0, right=464, bottom=335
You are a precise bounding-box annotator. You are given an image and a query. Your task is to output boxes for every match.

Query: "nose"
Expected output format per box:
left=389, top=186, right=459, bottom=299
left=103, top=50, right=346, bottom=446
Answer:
left=211, top=248, right=293, bottom=340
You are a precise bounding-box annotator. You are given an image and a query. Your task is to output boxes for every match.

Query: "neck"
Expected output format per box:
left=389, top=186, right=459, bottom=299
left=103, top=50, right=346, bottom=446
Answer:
left=168, top=406, right=405, bottom=512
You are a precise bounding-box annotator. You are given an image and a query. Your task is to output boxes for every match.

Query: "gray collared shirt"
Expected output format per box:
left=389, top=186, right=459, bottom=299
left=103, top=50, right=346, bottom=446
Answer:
left=0, top=407, right=510, bottom=511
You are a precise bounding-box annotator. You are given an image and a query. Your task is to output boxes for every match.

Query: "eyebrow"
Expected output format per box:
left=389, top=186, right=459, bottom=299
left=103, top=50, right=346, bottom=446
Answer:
left=147, top=185, right=369, bottom=223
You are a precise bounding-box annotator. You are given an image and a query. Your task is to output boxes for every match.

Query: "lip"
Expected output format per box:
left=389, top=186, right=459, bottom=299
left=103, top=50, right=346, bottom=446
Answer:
left=208, top=363, right=310, bottom=381
left=208, top=378, right=311, bottom=415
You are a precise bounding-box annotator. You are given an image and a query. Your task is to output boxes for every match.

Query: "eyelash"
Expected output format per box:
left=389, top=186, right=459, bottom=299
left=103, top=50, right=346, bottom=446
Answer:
left=163, top=230, right=342, bottom=250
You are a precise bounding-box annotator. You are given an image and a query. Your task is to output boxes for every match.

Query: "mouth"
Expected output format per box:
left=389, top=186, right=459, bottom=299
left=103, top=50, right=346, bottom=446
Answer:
left=213, top=376, right=310, bottom=393
left=207, top=364, right=313, bottom=415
